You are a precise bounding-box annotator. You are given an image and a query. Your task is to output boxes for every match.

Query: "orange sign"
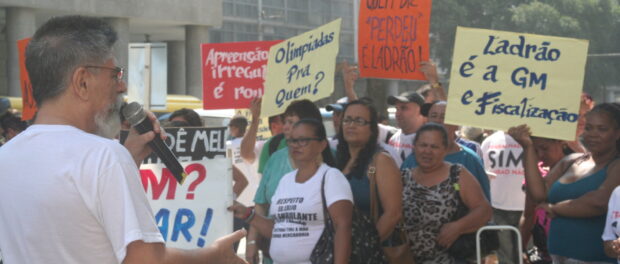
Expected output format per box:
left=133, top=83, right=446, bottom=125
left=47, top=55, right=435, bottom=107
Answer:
left=358, top=0, right=432, bottom=80
left=17, top=38, right=36, bottom=121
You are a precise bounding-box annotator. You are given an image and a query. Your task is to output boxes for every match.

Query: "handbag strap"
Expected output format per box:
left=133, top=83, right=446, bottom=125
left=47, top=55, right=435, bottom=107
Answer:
left=368, top=152, right=380, bottom=222
left=320, top=168, right=334, bottom=233
left=369, top=152, right=408, bottom=242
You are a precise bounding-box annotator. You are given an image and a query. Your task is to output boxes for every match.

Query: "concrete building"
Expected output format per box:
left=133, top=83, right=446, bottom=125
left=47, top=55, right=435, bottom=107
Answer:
left=0, top=0, right=222, bottom=98
left=0, top=0, right=407, bottom=109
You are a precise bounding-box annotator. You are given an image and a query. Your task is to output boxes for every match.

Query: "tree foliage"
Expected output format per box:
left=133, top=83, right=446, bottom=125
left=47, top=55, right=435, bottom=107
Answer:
left=430, top=0, right=620, bottom=100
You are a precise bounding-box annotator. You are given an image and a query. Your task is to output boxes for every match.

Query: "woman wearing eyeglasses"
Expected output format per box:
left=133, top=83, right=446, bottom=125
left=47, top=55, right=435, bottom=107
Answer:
left=335, top=99, right=403, bottom=243
left=245, top=99, right=326, bottom=264
left=230, top=118, right=354, bottom=264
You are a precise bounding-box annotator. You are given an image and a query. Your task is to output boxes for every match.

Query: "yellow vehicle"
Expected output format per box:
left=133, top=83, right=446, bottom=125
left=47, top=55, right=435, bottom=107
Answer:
left=1, top=94, right=203, bottom=115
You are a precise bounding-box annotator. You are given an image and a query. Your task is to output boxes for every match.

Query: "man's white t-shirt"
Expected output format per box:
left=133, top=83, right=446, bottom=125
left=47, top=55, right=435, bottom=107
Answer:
left=0, top=125, right=163, bottom=263
left=388, top=129, right=416, bottom=166
left=269, top=164, right=353, bottom=264
left=603, top=185, right=620, bottom=264
left=481, top=131, right=526, bottom=211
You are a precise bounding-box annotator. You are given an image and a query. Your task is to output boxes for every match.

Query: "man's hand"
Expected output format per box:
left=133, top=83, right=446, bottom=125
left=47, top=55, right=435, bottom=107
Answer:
left=123, top=110, right=167, bottom=167
left=420, top=61, right=439, bottom=84
left=342, top=60, right=359, bottom=90
left=249, top=98, right=262, bottom=120
left=207, top=229, right=249, bottom=264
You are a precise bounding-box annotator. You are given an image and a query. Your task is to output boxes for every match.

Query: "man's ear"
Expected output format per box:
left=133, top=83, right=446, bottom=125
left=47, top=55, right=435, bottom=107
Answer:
left=70, top=67, right=90, bottom=100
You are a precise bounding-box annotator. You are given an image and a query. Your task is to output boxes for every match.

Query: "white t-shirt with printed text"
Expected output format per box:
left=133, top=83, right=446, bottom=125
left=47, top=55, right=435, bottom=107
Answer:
left=388, top=129, right=415, bottom=166
left=269, top=164, right=353, bottom=264
left=0, top=125, right=163, bottom=263
left=481, top=131, right=526, bottom=211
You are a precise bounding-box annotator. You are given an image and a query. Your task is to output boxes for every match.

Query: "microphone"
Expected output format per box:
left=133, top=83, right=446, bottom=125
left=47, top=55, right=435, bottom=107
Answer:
left=122, top=102, right=187, bottom=184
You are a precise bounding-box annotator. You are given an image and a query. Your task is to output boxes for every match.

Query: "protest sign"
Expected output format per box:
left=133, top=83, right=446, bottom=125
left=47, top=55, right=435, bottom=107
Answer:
left=358, top=0, right=432, bottom=80
left=261, top=19, right=341, bottom=117
left=202, top=40, right=281, bottom=110
left=140, top=161, right=232, bottom=249
left=17, top=38, right=37, bottom=121
left=122, top=127, right=232, bottom=249
left=445, top=27, right=589, bottom=141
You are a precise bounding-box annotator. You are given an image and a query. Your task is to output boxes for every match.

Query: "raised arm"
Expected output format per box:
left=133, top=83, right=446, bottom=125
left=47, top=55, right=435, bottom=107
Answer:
left=508, top=124, right=548, bottom=203
left=341, top=60, right=359, bottom=101
left=240, top=98, right=261, bottom=163
left=420, top=61, right=446, bottom=101
left=373, top=152, right=403, bottom=241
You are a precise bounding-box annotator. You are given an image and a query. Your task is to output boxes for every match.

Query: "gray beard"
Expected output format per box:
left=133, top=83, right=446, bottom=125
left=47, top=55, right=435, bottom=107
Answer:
left=94, top=95, right=123, bottom=139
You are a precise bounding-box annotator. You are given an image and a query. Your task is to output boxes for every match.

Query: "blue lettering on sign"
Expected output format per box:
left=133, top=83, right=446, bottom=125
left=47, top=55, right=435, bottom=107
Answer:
left=155, top=208, right=170, bottom=239
left=171, top=208, right=196, bottom=242
left=274, top=31, right=335, bottom=64
left=461, top=90, right=578, bottom=124
left=196, top=208, right=214, bottom=247
left=482, top=35, right=561, bottom=61
left=511, top=67, right=547, bottom=90
left=275, top=70, right=326, bottom=108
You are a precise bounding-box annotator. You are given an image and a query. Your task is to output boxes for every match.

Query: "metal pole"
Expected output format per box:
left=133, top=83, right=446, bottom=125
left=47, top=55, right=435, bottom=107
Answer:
left=476, top=225, right=523, bottom=264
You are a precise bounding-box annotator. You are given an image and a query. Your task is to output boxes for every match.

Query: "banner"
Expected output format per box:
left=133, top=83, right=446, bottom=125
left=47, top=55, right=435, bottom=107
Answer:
left=358, top=0, right=432, bottom=80
left=261, top=19, right=341, bottom=117
left=445, top=27, right=589, bottom=141
left=140, top=161, right=232, bottom=249
left=202, top=40, right=281, bottom=110
left=17, top=38, right=37, bottom=121
left=122, top=127, right=232, bottom=249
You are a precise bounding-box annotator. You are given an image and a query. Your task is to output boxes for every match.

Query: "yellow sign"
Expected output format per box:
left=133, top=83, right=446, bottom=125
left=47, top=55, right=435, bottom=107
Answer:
left=234, top=109, right=271, bottom=140
left=261, top=19, right=341, bottom=117
left=445, top=27, right=589, bottom=141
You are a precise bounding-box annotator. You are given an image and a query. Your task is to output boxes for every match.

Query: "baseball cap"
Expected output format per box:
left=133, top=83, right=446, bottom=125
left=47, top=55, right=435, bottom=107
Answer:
left=326, top=97, right=348, bottom=112
left=387, top=91, right=425, bottom=106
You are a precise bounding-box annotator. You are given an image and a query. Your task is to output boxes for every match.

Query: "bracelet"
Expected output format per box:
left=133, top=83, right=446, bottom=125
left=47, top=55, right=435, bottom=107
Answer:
left=431, top=82, right=442, bottom=89
left=247, top=240, right=257, bottom=245
left=245, top=208, right=256, bottom=224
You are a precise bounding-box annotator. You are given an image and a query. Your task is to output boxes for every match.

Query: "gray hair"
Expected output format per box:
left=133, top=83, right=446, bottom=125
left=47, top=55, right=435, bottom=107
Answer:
left=25, top=15, right=117, bottom=106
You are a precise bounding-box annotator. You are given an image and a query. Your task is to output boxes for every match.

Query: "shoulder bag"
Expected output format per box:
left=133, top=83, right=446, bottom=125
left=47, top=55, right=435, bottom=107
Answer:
left=311, top=168, right=388, bottom=264
left=447, top=164, right=499, bottom=261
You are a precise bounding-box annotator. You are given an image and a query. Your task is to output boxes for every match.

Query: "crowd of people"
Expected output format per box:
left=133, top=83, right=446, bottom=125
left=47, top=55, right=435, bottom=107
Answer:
left=2, top=14, right=620, bottom=264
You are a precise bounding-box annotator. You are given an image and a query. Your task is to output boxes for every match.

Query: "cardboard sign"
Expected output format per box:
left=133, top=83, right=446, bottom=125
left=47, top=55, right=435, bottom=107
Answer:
left=202, top=40, right=281, bottom=110
left=261, top=19, right=341, bottom=117
left=358, top=0, right=432, bottom=80
left=140, top=161, right=232, bottom=249
left=17, top=38, right=37, bottom=120
left=121, top=127, right=232, bottom=249
left=445, top=27, right=589, bottom=141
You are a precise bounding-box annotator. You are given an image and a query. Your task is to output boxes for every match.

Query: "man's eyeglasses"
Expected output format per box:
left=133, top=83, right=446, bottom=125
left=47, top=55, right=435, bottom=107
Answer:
left=287, top=137, right=322, bottom=147
left=84, top=65, right=124, bottom=82
left=342, top=117, right=370, bottom=126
